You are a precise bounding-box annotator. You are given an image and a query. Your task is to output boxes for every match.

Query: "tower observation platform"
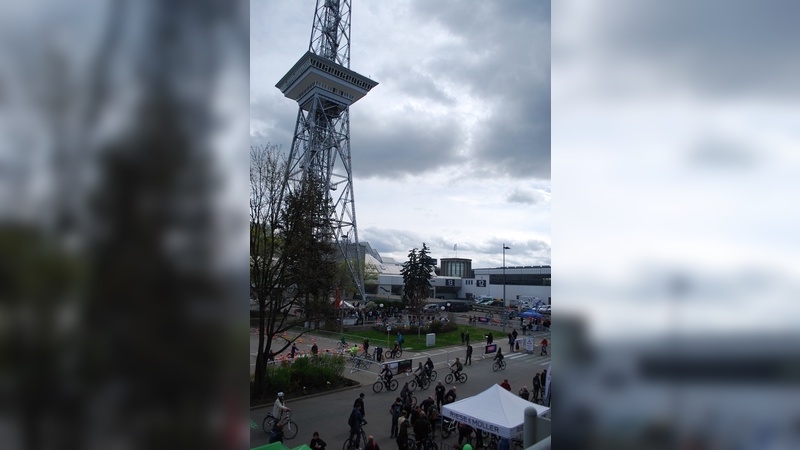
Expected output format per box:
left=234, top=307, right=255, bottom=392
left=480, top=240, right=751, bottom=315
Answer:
left=277, top=51, right=377, bottom=116
left=275, top=0, right=377, bottom=303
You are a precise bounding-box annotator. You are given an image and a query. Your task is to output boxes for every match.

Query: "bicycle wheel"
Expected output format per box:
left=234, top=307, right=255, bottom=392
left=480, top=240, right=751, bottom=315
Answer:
left=492, top=362, right=499, bottom=372
left=441, top=419, right=452, bottom=439
left=419, top=377, right=430, bottom=390
left=501, top=361, right=506, bottom=370
left=284, top=420, right=299, bottom=439
left=261, top=414, right=275, bottom=434
left=373, top=380, right=384, bottom=393
left=407, top=438, right=416, bottom=450
left=458, top=372, right=468, bottom=383
left=444, top=373, right=454, bottom=384
left=429, top=370, right=437, bottom=381
left=342, top=438, right=354, bottom=450
left=388, top=379, right=399, bottom=391
left=408, top=379, right=418, bottom=391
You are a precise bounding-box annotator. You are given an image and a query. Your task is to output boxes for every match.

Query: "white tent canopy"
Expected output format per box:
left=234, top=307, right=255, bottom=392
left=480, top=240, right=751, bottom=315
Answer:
left=442, top=384, right=550, bottom=439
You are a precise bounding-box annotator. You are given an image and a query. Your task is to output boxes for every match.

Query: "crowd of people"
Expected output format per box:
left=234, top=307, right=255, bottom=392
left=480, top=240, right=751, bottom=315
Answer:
left=263, top=312, right=551, bottom=450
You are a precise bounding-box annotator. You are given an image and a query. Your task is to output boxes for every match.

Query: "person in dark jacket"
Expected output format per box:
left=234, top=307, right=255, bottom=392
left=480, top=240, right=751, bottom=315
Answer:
left=412, top=412, right=431, bottom=446
left=396, top=419, right=410, bottom=450
left=310, top=431, right=327, bottom=450
left=434, top=381, right=446, bottom=409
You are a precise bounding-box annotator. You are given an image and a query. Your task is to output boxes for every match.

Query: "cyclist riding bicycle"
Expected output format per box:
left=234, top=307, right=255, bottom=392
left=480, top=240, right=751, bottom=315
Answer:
left=273, top=392, right=291, bottom=425
left=494, top=348, right=504, bottom=362
left=424, top=357, right=435, bottom=379
left=380, top=364, right=394, bottom=388
left=348, top=405, right=366, bottom=449
left=450, top=357, right=464, bottom=375
left=349, top=345, right=360, bottom=358
left=412, top=363, right=428, bottom=386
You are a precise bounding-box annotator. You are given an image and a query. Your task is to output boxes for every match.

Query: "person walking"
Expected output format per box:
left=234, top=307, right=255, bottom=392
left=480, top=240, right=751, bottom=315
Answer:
left=532, top=375, right=541, bottom=402
left=428, top=404, right=439, bottom=438
left=435, top=381, right=445, bottom=410
left=310, top=431, right=327, bottom=450
left=465, top=344, right=473, bottom=365
left=311, top=342, right=319, bottom=356
left=397, top=332, right=404, bottom=349
left=460, top=330, right=465, bottom=345
left=540, top=337, right=548, bottom=356
left=389, top=397, right=403, bottom=438
left=397, top=416, right=410, bottom=450
left=518, top=386, right=530, bottom=401
left=465, top=332, right=470, bottom=346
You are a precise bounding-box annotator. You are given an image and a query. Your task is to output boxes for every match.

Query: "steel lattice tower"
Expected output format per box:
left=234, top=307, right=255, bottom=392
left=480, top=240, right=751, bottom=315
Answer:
left=276, top=0, right=378, bottom=302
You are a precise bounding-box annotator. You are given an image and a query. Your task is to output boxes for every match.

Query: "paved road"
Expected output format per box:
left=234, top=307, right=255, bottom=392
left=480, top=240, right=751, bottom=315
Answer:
left=250, top=311, right=547, bottom=375
left=249, top=339, right=551, bottom=449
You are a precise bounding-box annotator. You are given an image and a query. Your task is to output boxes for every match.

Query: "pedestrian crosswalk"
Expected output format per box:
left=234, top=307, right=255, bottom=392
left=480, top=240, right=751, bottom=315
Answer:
left=504, top=352, right=550, bottom=365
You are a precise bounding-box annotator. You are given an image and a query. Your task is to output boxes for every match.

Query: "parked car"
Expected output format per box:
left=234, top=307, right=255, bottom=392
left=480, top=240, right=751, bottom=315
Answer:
left=538, top=305, right=551, bottom=315
left=448, top=302, right=470, bottom=312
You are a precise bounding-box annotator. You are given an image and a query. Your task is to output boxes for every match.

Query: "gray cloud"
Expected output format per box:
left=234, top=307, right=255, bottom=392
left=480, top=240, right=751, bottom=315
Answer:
left=351, top=112, right=463, bottom=179
left=586, top=0, right=800, bottom=98
left=507, top=188, right=547, bottom=205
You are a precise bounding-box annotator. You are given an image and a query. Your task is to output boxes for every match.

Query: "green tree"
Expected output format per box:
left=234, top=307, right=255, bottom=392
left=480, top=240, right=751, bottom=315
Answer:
left=281, top=176, right=338, bottom=330
left=401, top=243, right=435, bottom=318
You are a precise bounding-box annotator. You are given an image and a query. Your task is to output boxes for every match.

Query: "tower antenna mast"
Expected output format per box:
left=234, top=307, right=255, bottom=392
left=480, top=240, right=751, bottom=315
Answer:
left=276, top=0, right=378, bottom=303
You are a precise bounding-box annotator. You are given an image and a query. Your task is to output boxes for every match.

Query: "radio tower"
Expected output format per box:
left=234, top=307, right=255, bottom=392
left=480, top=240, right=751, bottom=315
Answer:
left=276, top=0, right=378, bottom=302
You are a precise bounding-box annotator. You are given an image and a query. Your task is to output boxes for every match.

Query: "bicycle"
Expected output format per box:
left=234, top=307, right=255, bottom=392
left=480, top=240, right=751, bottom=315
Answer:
left=427, top=369, right=437, bottom=382
left=401, top=393, right=418, bottom=408
left=262, top=411, right=299, bottom=439
left=372, top=374, right=399, bottom=393
left=441, top=417, right=458, bottom=439
left=492, top=360, right=507, bottom=372
left=408, top=373, right=430, bottom=391
left=444, top=369, right=468, bottom=384
left=387, top=346, right=403, bottom=359
left=414, top=435, right=438, bottom=450
left=343, top=421, right=368, bottom=450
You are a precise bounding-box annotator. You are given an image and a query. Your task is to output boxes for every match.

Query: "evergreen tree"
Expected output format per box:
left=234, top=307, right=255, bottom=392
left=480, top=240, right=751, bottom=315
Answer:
left=401, top=243, right=435, bottom=318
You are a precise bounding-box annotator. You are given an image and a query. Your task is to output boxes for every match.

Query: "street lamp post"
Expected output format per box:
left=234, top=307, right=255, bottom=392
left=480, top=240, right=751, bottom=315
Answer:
left=503, top=244, right=510, bottom=333
left=502, top=244, right=510, bottom=304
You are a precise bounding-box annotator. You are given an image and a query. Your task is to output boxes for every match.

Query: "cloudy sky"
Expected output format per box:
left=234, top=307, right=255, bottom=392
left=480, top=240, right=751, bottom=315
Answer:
left=250, top=0, right=551, bottom=270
